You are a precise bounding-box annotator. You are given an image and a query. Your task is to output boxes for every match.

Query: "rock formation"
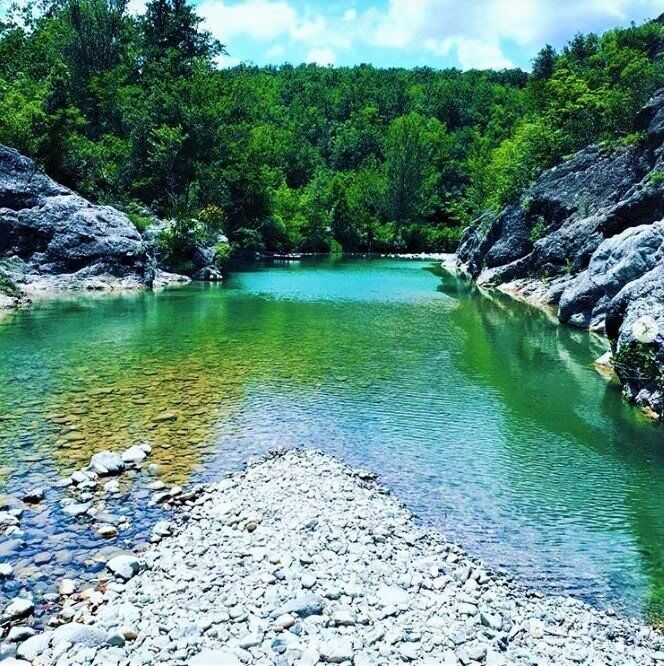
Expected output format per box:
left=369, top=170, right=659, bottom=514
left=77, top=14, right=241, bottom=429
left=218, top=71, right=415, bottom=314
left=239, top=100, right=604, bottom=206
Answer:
left=457, top=89, right=664, bottom=417
left=0, top=146, right=155, bottom=301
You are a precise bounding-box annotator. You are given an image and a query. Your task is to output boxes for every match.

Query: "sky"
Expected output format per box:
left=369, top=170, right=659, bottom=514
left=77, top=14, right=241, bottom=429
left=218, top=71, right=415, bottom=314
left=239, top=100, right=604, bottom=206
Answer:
left=188, top=0, right=662, bottom=70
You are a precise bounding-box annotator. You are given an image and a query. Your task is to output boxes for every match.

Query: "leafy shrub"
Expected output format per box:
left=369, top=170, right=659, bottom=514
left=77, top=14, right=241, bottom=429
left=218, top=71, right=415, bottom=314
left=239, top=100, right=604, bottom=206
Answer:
left=613, top=341, right=661, bottom=388
left=156, top=218, right=206, bottom=273
left=214, top=242, right=232, bottom=270
left=529, top=216, right=546, bottom=243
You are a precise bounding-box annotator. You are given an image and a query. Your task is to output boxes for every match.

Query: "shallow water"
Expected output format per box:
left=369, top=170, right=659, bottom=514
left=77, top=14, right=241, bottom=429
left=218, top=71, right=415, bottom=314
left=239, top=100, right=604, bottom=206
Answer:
left=1, top=257, right=663, bottom=621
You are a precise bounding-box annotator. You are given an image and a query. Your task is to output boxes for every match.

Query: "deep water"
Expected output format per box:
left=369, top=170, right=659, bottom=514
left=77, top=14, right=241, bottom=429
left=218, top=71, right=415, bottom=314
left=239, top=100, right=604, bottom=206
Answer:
left=1, top=257, right=663, bottom=621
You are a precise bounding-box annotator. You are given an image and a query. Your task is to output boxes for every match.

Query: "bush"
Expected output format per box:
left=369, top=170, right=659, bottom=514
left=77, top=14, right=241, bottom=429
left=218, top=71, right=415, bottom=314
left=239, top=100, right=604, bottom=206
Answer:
left=156, top=218, right=206, bottom=273
left=214, top=241, right=232, bottom=270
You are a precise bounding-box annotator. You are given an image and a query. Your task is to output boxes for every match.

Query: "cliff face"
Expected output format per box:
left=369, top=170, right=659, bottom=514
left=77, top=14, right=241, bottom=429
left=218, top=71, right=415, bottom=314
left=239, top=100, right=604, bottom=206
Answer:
left=0, top=146, right=155, bottom=302
left=457, top=89, right=664, bottom=418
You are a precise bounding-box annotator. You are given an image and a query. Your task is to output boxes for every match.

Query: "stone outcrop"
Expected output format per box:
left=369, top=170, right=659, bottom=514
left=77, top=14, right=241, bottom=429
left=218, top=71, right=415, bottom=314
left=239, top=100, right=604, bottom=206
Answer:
left=0, top=146, right=154, bottom=302
left=456, top=89, right=664, bottom=418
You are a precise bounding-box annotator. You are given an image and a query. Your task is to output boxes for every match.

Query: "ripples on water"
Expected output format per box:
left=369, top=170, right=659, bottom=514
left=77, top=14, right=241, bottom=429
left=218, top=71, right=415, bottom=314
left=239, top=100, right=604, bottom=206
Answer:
left=0, top=257, right=663, bottom=622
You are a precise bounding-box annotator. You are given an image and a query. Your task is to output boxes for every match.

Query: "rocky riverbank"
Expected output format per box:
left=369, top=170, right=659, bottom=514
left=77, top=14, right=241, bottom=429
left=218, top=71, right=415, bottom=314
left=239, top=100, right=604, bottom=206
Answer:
left=3, top=449, right=662, bottom=666
left=0, top=146, right=224, bottom=314
left=456, top=88, right=664, bottom=418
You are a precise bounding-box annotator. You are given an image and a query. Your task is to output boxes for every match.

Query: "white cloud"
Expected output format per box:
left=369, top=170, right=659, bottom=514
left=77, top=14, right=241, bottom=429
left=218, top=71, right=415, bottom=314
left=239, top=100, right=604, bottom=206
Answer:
left=306, top=47, right=337, bottom=66
left=196, top=0, right=662, bottom=70
left=197, top=0, right=297, bottom=41
left=216, top=53, right=242, bottom=68
left=266, top=44, right=286, bottom=57
left=126, top=0, right=147, bottom=15
left=455, top=39, right=514, bottom=69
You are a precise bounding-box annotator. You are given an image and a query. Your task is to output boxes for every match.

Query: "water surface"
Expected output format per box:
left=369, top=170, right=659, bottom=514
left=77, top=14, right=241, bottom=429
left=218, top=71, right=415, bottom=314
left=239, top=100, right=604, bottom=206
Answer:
left=1, top=257, right=663, bottom=621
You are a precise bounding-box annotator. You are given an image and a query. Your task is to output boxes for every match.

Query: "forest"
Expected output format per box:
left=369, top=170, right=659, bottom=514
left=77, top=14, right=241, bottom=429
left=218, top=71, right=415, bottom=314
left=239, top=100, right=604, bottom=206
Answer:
left=0, top=0, right=662, bottom=260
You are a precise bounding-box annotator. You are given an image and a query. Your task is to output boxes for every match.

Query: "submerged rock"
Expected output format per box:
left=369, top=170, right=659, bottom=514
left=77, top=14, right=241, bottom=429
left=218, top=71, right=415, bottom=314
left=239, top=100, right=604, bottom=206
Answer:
left=22, top=488, right=44, bottom=504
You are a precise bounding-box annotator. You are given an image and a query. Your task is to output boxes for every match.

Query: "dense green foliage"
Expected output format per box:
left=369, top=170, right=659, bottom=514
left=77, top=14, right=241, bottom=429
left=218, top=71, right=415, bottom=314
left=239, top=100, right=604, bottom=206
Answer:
left=1, top=1, right=662, bottom=253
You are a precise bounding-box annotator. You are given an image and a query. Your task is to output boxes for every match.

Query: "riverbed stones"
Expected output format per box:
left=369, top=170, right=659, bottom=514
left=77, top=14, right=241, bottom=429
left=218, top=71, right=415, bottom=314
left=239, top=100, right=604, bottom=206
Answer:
left=29, top=450, right=664, bottom=666
left=62, top=501, right=91, bottom=517
left=51, top=622, right=108, bottom=647
left=274, top=593, right=325, bottom=619
left=58, top=579, right=76, bottom=596
left=16, top=632, right=51, bottom=661
left=95, top=523, right=118, bottom=538
left=106, top=555, right=140, bottom=580
left=121, top=444, right=148, bottom=465
left=89, top=451, right=125, bottom=476
left=22, top=487, right=44, bottom=503
left=2, top=597, right=34, bottom=622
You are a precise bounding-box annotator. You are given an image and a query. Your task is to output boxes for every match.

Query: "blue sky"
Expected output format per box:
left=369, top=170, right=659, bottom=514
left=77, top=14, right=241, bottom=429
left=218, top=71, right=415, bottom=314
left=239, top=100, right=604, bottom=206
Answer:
left=184, top=0, right=662, bottom=70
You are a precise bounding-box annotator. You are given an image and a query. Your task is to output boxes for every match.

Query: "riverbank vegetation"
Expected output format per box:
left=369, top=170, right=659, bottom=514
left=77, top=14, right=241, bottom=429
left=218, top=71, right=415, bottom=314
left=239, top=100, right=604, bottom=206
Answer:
left=0, top=1, right=662, bottom=255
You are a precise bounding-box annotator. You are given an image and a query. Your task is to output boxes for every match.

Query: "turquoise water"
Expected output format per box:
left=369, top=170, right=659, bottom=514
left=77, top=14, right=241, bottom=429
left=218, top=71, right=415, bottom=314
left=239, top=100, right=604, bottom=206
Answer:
left=0, top=257, right=663, bottom=621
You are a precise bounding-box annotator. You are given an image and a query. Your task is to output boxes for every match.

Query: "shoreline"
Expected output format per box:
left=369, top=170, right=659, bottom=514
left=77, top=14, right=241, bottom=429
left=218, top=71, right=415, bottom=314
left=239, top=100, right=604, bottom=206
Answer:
left=6, top=449, right=663, bottom=665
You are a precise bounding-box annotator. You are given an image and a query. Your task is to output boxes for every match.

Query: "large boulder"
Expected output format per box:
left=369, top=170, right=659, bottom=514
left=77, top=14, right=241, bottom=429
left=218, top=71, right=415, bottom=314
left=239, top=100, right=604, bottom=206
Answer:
left=455, top=88, right=664, bottom=417
left=606, top=264, right=664, bottom=417
left=558, top=220, right=664, bottom=328
left=0, top=146, right=154, bottom=295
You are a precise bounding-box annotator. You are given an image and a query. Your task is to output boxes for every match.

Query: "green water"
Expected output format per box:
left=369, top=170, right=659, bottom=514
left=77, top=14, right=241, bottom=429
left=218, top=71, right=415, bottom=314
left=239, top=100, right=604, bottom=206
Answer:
left=0, top=257, right=663, bottom=620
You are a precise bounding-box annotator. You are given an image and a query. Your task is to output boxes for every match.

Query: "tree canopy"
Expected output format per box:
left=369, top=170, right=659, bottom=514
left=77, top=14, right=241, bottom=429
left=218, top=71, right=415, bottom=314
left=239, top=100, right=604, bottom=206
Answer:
left=1, top=1, right=662, bottom=254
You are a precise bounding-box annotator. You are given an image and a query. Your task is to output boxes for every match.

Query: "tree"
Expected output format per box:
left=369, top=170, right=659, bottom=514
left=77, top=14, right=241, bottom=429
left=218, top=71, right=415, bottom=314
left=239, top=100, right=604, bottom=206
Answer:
left=384, top=113, right=446, bottom=240
left=142, top=0, right=222, bottom=67
left=532, top=45, right=556, bottom=80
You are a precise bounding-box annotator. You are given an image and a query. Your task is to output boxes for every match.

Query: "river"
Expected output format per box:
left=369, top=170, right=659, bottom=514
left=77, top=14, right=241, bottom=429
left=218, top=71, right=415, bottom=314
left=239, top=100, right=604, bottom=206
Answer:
left=0, top=257, right=663, bottom=623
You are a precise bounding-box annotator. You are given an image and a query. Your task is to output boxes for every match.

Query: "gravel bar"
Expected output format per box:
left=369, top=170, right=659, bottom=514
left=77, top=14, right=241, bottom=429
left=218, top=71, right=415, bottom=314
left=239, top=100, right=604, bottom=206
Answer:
left=9, top=449, right=664, bottom=665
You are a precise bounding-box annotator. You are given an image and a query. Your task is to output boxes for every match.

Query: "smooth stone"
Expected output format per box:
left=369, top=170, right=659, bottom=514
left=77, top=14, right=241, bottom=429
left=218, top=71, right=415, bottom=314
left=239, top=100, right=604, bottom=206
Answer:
left=301, top=574, right=316, bottom=589
left=16, top=633, right=51, bottom=661
left=51, top=622, right=108, bottom=648
left=273, top=614, right=297, bottom=630
left=273, top=594, right=325, bottom=619
left=62, top=502, right=91, bottom=517
left=319, top=639, right=353, bottom=663
left=0, top=563, right=14, bottom=577
left=7, top=627, right=35, bottom=643
left=96, top=524, right=118, bottom=538
left=2, top=597, right=34, bottom=622
left=106, top=555, right=140, bottom=580
left=480, top=610, right=503, bottom=631
left=376, top=584, right=409, bottom=607
left=22, top=488, right=45, bottom=503
left=90, top=451, right=125, bottom=476
left=153, top=411, right=178, bottom=423
left=152, top=521, right=172, bottom=537
left=332, top=608, right=356, bottom=626
left=103, top=480, right=120, bottom=493
left=238, top=633, right=262, bottom=649
left=189, top=649, right=242, bottom=665
left=121, top=445, right=148, bottom=464
left=59, top=579, right=76, bottom=596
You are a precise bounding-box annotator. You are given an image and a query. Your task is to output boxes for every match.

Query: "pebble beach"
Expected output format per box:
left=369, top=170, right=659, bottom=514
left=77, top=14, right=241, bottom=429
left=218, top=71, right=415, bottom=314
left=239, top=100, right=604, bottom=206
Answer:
left=3, top=449, right=663, bottom=666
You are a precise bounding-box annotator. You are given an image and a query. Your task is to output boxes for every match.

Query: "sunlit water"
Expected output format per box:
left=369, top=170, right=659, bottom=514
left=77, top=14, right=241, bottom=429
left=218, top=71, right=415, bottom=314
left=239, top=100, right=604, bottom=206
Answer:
left=1, top=257, right=663, bottom=623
